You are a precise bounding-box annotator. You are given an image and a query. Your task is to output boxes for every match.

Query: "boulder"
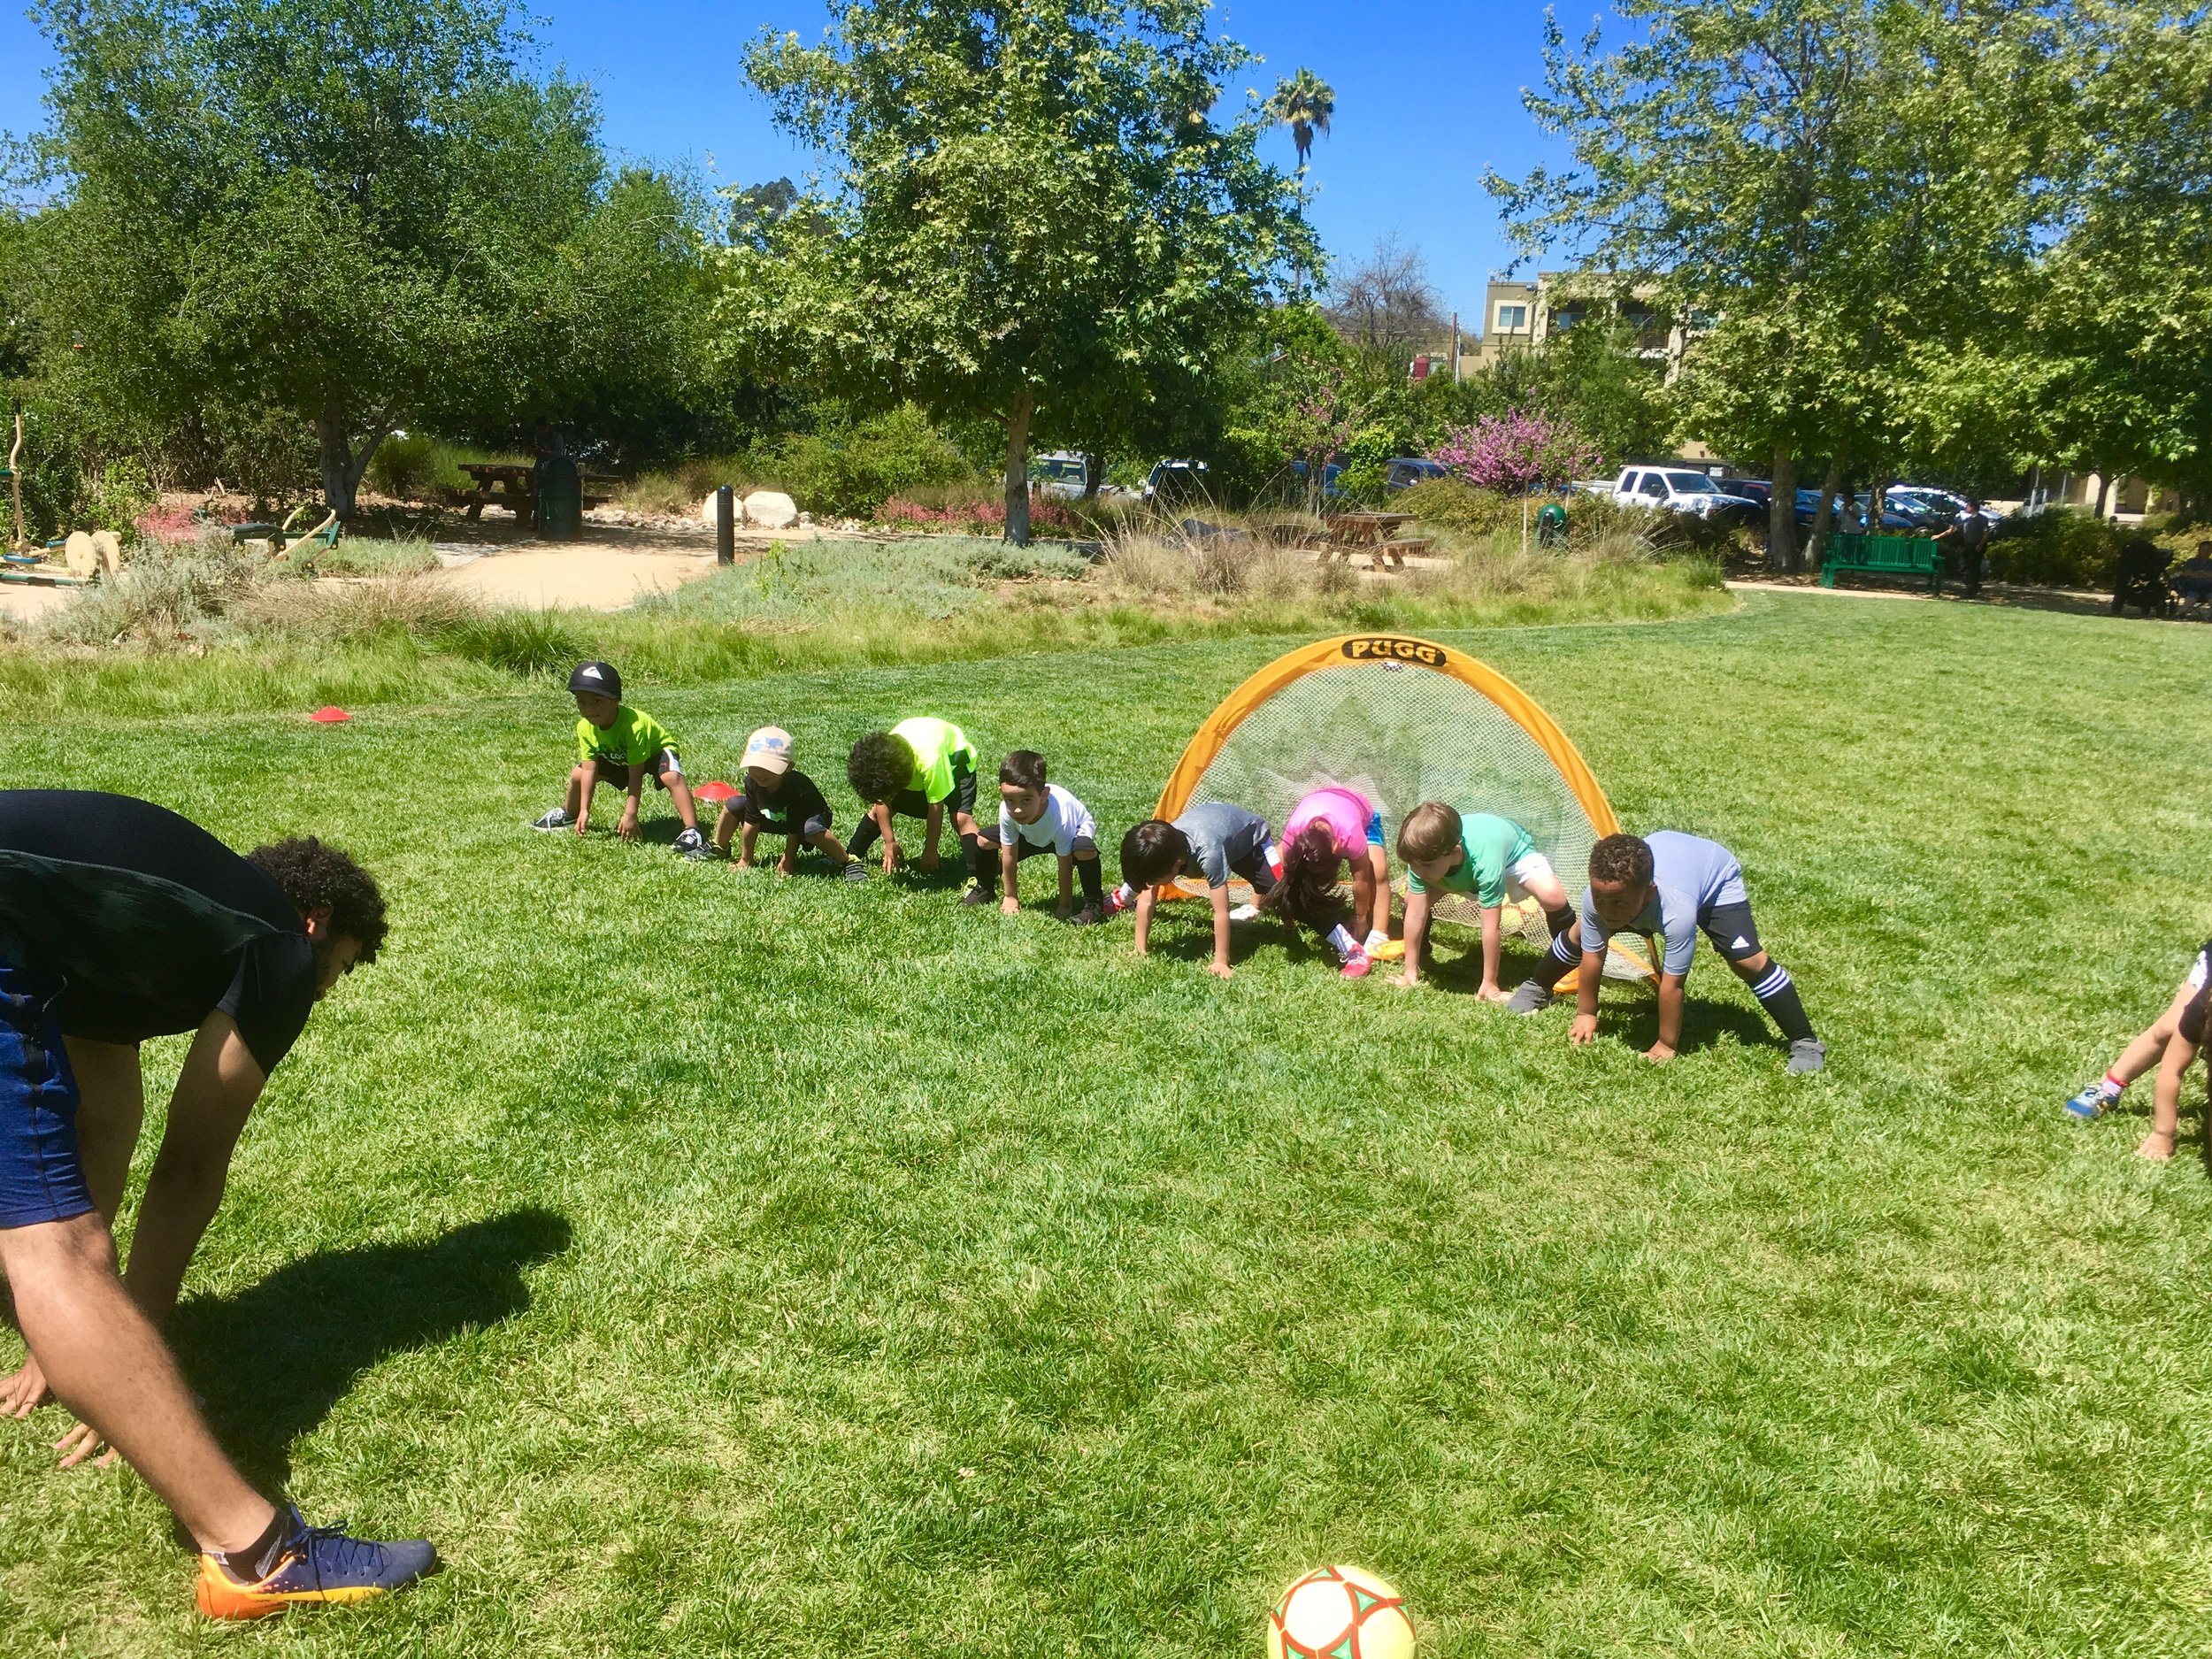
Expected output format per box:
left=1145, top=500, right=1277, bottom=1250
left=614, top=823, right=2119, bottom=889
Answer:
left=700, top=492, right=742, bottom=531
left=743, top=490, right=799, bottom=530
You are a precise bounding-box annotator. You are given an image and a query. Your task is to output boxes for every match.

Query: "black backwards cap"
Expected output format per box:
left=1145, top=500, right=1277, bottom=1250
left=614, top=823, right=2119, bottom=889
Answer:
left=567, top=661, right=622, bottom=700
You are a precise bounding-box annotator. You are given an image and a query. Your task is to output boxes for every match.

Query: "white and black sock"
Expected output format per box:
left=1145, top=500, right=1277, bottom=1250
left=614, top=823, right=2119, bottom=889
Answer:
left=1748, top=961, right=1816, bottom=1043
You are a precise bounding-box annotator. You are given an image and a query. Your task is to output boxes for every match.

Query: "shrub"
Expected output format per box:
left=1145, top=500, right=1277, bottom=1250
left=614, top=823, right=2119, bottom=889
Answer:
left=434, top=608, right=588, bottom=677
left=1432, top=410, right=1601, bottom=494
left=1395, top=478, right=1686, bottom=556
left=41, top=531, right=257, bottom=647
left=365, top=436, right=521, bottom=503
left=751, top=404, right=979, bottom=518
left=1984, top=509, right=2125, bottom=588
left=614, top=457, right=756, bottom=518
left=308, top=536, right=441, bottom=577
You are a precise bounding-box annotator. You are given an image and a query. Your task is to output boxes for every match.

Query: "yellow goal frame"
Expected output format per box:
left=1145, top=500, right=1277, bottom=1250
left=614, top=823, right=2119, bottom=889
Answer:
left=1151, top=632, right=1651, bottom=984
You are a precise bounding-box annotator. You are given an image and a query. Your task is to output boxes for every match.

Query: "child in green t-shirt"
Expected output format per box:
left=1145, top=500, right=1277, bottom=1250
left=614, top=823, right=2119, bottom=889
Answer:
left=1391, top=803, right=1574, bottom=1000
left=844, top=717, right=983, bottom=886
left=530, top=661, right=706, bottom=856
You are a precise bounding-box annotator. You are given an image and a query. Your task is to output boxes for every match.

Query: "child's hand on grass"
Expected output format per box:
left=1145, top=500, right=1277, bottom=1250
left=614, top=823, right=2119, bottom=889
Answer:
left=776, top=855, right=797, bottom=877
left=1642, top=1043, right=1676, bottom=1065
left=1570, top=1013, right=1599, bottom=1046
left=1390, top=970, right=1420, bottom=989
left=918, top=849, right=941, bottom=874
left=617, top=803, right=641, bottom=841
left=1001, top=895, right=1021, bottom=916
left=2139, top=1128, right=2177, bottom=1161
left=1476, top=981, right=1507, bottom=1003
left=1208, top=961, right=1233, bottom=980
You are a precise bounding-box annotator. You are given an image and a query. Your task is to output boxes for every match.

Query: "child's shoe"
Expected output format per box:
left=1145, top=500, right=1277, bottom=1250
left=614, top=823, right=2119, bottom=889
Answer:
left=1340, top=949, right=1372, bottom=979
left=196, top=1506, right=438, bottom=1619
left=1785, top=1038, right=1828, bottom=1076
left=2062, top=1081, right=2111, bottom=1120
left=840, top=861, right=870, bottom=882
left=1227, top=902, right=1261, bottom=923
left=1101, top=887, right=1133, bottom=919
left=1366, top=930, right=1403, bottom=962
left=673, top=827, right=709, bottom=859
left=1065, top=904, right=1102, bottom=926
left=959, top=881, right=991, bottom=906
left=1503, top=981, right=1554, bottom=1015
left=529, top=808, right=570, bottom=832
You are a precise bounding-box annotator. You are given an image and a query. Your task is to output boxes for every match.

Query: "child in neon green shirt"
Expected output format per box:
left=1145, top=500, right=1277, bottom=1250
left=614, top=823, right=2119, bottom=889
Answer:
left=844, top=717, right=983, bottom=886
left=530, top=661, right=706, bottom=856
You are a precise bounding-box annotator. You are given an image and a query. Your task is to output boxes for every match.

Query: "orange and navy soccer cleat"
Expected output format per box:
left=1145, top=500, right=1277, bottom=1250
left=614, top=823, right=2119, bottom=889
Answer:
left=196, top=1507, right=438, bottom=1619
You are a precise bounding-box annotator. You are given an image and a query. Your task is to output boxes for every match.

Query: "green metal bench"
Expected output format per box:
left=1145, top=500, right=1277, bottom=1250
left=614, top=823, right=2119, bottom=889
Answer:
left=1818, top=532, right=1943, bottom=594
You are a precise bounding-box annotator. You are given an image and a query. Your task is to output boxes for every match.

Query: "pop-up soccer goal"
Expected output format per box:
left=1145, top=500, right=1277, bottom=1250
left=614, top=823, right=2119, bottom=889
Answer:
left=1155, top=633, right=1651, bottom=980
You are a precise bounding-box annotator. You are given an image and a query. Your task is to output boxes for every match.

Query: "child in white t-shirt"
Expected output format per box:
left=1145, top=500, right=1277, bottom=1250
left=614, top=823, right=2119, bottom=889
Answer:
left=971, top=750, right=1107, bottom=923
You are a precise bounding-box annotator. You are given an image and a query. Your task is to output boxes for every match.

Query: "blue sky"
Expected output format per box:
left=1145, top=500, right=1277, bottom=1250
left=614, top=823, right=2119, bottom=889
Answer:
left=0, top=0, right=1584, bottom=332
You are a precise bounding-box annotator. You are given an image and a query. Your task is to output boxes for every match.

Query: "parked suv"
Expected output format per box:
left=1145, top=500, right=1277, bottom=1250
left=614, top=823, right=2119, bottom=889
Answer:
left=1613, top=466, right=1763, bottom=521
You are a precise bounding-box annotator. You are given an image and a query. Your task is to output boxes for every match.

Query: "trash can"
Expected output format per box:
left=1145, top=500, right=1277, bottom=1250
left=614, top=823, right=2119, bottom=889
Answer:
left=535, top=456, right=582, bottom=541
left=1535, top=501, right=1569, bottom=549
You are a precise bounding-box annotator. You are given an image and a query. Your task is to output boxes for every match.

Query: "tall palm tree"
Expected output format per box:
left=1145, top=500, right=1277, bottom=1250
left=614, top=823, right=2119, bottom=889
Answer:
left=1267, top=69, right=1335, bottom=179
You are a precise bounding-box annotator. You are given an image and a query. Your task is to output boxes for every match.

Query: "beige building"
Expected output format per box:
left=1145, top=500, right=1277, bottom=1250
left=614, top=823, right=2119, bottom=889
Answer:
left=1465, top=273, right=1687, bottom=371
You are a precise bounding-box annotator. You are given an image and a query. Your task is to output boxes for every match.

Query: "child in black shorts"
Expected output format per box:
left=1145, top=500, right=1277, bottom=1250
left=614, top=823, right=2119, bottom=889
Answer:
left=714, top=727, right=864, bottom=879
left=2064, top=939, right=2212, bottom=1159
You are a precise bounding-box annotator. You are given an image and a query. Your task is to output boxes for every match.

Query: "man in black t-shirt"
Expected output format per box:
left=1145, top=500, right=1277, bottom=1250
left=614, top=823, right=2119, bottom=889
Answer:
left=0, top=791, right=435, bottom=1617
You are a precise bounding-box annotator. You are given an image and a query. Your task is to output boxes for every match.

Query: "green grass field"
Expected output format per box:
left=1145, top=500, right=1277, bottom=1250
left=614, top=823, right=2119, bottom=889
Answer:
left=5, top=592, right=2212, bottom=1656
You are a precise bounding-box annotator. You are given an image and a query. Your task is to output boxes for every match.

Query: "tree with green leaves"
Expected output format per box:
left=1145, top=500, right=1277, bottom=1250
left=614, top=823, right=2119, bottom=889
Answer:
left=1267, top=68, right=1334, bottom=177
left=718, top=0, right=1314, bottom=544
left=1492, top=0, right=2069, bottom=567
left=2033, top=4, right=2212, bottom=518
left=28, top=0, right=705, bottom=518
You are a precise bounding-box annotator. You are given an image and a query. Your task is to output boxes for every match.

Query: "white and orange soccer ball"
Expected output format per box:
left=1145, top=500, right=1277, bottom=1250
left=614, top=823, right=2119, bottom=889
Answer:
left=1268, top=1565, right=1415, bottom=1659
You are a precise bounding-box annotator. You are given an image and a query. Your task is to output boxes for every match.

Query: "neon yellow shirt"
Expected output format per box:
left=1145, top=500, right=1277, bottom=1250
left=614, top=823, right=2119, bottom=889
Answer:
left=890, top=717, right=975, bottom=802
left=576, top=704, right=677, bottom=770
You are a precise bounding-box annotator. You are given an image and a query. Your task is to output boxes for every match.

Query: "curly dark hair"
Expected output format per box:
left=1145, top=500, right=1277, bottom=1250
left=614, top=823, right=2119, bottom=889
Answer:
left=248, top=837, right=388, bottom=962
left=1118, top=819, right=1191, bottom=888
left=1260, top=819, right=1346, bottom=930
left=1588, top=833, right=1655, bottom=888
left=848, top=732, right=917, bottom=803
left=999, top=749, right=1048, bottom=793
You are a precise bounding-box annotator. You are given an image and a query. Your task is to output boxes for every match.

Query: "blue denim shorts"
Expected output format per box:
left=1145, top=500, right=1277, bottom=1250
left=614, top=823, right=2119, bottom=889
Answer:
left=0, top=957, right=95, bottom=1230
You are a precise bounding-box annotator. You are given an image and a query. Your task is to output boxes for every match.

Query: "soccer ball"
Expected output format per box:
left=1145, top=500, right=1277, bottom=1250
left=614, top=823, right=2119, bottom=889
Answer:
left=1268, top=1565, right=1415, bottom=1659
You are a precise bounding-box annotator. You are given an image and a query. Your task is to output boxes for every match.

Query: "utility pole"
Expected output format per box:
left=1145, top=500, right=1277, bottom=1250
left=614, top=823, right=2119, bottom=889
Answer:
left=1450, top=312, right=1462, bottom=384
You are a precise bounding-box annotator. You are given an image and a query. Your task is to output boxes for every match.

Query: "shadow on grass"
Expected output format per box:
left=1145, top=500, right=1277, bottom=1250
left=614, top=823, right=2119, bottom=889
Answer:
left=172, top=1207, right=571, bottom=1493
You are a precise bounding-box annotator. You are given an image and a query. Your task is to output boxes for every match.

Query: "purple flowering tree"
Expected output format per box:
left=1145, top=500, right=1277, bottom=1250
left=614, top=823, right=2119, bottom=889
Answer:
left=1431, top=410, right=1601, bottom=494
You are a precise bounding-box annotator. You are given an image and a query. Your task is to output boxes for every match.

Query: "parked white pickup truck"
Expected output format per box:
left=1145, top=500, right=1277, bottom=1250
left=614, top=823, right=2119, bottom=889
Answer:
left=1612, top=465, right=1761, bottom=520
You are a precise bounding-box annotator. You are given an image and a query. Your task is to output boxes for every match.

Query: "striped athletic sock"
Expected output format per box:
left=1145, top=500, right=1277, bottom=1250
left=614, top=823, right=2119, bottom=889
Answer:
left=1532, top=926, right=1580, bottom=991
left=2101, top=1070, right=2129, bottom=1102
left=1748, top=961, right=1816, bottom=1043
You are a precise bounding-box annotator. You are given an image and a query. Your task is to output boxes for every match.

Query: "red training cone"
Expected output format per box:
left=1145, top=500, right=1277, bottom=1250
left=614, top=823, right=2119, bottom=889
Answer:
left=310, top=707, right=351, bottom=723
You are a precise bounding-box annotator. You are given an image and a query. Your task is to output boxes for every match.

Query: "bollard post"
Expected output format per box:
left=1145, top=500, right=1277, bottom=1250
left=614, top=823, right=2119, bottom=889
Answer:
left=716, top=486, right=734, bottom=565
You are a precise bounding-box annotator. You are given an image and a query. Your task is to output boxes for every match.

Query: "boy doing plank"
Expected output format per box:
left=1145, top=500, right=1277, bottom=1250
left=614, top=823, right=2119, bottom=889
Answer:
left=845, top=717, right=985, bottom=885
left=1508, top=831, right=1827, bottom=1074
left=533, top=660, right=707, bottom=856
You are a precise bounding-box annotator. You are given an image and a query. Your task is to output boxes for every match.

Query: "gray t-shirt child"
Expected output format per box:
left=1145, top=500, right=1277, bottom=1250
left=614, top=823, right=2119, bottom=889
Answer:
left=1578, top=830, right=1747, bottom=974
left=1176, top=802, right=1271, bottom=888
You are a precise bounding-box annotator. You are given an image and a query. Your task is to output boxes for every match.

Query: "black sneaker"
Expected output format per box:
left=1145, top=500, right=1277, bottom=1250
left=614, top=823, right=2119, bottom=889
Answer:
left=529, top=808, right=569, bottom=832
left=959, top=881, right=992, bottom=906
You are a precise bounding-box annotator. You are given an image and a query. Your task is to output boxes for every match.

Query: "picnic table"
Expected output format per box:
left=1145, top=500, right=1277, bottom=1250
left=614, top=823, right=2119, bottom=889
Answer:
left=457, top=461, right=618, bottom=527
left=1318, top=511, right=1431, bottom=572
left=459, top=462, right=541, bottom=526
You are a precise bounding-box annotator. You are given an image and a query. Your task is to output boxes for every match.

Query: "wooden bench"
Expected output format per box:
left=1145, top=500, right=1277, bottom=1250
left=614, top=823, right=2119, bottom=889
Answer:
left=1819, top=532, right=1943, bottom=594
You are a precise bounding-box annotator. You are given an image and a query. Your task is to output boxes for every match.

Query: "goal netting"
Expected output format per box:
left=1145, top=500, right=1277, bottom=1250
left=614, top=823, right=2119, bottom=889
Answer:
left=1156, top=634, right=1650, bottom=979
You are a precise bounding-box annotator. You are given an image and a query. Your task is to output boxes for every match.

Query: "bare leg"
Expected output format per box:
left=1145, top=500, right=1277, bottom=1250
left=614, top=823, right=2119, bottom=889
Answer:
left=0, top=1213, right=273, bottom=1553
left=664, top=771, right=700, bottom=833
left=2112, top=981, right=2198, bottom=1087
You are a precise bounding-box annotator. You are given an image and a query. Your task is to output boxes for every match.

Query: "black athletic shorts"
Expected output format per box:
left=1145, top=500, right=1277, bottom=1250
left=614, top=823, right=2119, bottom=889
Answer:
left=887, top=754, right=979, bottom=822
left=1700, top=900, right=1764, bottom=964
left=2182, top=939, right=2212, bottom=1046
left=986, top=833, right=1100, bottom=861
left=733, top=800, right=832, bottom=840
left=585, top=749, right=679, bottom=793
